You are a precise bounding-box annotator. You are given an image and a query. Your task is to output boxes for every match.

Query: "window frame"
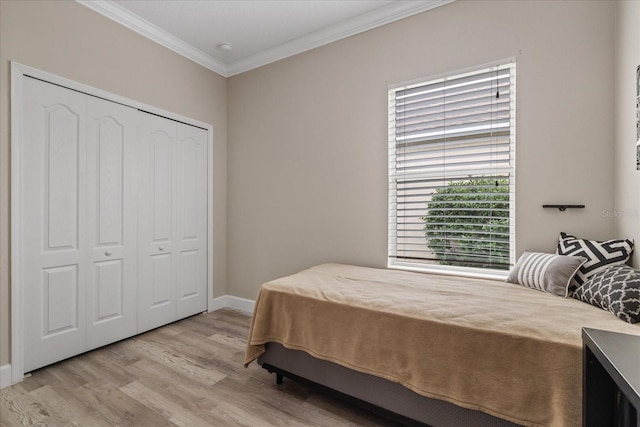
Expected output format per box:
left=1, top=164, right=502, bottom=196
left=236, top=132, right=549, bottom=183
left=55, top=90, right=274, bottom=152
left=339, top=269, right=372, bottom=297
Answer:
left=387, top=59, right=516, bottom=279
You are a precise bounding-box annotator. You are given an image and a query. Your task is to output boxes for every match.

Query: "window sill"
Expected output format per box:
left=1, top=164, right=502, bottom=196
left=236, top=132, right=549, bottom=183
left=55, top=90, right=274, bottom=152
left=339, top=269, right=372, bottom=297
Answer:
left=388, top=260, right=510, bottom=282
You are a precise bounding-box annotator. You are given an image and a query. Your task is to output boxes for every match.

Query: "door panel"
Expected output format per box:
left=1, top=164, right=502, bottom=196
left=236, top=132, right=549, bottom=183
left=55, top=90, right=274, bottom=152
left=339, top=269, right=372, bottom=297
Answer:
left=45, top=106, right=80, bottom=250
left=86, top=97, right=138, bottom=349
left=138, top=113, right=178, bottom=332
left=23, top=78, right=87, bottom=372
left=94, top=260, right=123, bottom=322
left=176, top=124, right=207, bottom=318
left=152, top=132, right=174, bottom=241
left=179, top=250, right=198, bottom=298
left=151, top=254, right=172, bottom=306
left=180, top=139, right=199, bottom=239
left=96, top=117, right=124, bottom=245
left=42, top=265, right=79, bottom=335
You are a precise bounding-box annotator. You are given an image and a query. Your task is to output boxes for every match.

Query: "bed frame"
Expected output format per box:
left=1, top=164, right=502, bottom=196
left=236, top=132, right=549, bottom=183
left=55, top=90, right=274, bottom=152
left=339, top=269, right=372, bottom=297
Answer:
left=258, top=342, right=521, bottom=427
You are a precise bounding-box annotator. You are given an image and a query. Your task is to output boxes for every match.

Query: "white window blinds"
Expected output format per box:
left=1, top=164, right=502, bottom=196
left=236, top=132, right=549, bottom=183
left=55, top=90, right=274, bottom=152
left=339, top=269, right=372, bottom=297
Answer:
left=388, top=62, right=516, bottom=272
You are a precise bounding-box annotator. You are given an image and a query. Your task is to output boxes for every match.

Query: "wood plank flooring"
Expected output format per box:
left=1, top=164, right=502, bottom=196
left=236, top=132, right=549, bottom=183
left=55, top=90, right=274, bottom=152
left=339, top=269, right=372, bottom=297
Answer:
left=0, top=309, right=400, bottom=426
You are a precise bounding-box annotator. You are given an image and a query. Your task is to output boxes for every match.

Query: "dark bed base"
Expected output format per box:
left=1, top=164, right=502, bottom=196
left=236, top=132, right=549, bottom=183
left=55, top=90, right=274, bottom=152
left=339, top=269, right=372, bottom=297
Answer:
left=258, top=343, right=521, bottom=427
left=261, top=362, right=426, bottom=426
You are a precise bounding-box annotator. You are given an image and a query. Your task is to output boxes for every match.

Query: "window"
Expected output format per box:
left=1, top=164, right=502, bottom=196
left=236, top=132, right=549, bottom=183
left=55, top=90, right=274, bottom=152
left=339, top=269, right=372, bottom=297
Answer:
left=388, top=61, right=516, bottom=276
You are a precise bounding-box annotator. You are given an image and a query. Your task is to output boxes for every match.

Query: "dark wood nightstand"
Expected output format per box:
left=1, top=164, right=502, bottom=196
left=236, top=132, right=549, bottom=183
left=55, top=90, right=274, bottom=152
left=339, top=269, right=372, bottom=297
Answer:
left=582, top=328, right=640, bottom=427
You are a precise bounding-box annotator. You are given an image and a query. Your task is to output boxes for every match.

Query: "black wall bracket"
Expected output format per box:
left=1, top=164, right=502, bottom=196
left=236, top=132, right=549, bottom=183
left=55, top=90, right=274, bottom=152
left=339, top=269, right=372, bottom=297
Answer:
left=542, top=204, right=585, bottom=212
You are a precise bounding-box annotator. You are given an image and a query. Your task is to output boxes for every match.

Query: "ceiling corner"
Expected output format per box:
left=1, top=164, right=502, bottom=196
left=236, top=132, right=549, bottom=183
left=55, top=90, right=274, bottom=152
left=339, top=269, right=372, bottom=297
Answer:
left=76, top=0, right=230, bottom=77
left=76, top=0, right=456, bottom=78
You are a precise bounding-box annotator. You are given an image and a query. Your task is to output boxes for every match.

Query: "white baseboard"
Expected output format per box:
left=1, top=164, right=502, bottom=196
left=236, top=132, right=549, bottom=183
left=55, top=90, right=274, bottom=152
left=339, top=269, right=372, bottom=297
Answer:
left=1, top=364, right=12, bottom=389
left=209, top=295, right=255, bottom=315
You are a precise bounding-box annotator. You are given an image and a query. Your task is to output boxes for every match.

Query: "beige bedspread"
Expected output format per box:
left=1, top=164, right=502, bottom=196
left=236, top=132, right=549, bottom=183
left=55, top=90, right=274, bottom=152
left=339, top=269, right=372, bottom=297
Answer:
left=244, top=264, right=640, bottom=427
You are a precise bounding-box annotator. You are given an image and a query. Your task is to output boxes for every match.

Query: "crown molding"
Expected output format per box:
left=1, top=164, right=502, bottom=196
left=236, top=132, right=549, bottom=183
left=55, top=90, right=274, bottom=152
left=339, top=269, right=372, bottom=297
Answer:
left=77, top=0, right=454, bottom=78
left=77, top=0, right=228, bottom=76
left=225, top=0, right=455, bottom=76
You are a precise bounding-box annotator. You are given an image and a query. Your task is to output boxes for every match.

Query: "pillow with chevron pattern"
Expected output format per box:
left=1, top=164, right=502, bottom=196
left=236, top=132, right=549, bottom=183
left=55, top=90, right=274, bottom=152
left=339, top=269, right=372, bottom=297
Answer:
left=506, top=251, right=587, bottom=297
left=573, top=265, right=640, bottom=324
left=556, top=232, right=634, bottom=288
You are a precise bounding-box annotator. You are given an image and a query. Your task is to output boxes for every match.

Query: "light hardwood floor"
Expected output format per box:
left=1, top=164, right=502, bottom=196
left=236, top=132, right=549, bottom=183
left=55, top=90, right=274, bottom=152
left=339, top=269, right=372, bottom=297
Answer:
left=0, top=309, right=400, bottom=426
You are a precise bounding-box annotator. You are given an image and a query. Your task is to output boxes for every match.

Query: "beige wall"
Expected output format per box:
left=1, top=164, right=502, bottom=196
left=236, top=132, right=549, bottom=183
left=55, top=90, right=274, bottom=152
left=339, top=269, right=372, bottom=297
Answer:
left=614, top=0, right=640, bottom=268
left=227, top=0, right=618, bottom=300
left=0, top=1, right=227, bottom=366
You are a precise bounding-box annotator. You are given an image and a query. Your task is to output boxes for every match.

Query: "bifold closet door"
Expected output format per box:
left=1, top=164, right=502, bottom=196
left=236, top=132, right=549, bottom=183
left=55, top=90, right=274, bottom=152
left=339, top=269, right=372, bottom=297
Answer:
left=21, top=78, right=138, bottom=372
left=137, top=113, right=207, bottom=333
left=85, top=97, right=138, bottom=350
left=175, top=123, right=208, bottom=319
left=22, top=78, right=87, bottom=372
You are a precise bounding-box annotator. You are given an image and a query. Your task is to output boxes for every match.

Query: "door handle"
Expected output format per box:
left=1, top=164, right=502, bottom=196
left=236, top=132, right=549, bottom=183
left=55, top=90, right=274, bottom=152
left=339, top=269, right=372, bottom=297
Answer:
left=105, top=250, right=113, bottom=256
left=159, top=246, right=164, bottom=251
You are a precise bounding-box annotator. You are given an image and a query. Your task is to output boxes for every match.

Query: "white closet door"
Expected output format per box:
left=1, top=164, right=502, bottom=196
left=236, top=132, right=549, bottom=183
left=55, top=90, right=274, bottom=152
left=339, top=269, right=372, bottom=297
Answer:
left=137, top=113, right=179, bottom=332
left=176, top=124, right=208, bottom=319
left=138, top=113, right=208, bottom=332
left=85, top=97, right=138, bottom=349
left=15, top=66, right=210, bottom=377
left=22, top=78, right=88, bottom=372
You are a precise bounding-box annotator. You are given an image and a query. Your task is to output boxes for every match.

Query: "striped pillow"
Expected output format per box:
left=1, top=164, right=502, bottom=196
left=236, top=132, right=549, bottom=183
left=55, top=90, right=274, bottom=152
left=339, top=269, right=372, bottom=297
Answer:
left=506, top=251, right=587, bottom=297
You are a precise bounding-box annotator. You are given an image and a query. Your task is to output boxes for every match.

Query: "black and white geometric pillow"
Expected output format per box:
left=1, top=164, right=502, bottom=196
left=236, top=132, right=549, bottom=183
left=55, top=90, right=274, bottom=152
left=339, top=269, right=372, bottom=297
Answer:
left=557, top=232, right=634, bottom=287
left=573, top=265, right=640, bottom=324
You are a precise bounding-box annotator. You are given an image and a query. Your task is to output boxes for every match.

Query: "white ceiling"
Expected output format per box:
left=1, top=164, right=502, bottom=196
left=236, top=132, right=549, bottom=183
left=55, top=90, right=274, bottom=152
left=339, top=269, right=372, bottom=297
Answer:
left=78, top=0, right=453, bottom=77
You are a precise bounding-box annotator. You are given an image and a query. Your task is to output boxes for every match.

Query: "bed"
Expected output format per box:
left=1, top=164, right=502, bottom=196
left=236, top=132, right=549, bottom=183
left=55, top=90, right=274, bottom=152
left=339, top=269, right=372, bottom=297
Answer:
left=244, top=263, right=640, bottom=427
